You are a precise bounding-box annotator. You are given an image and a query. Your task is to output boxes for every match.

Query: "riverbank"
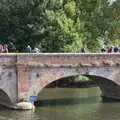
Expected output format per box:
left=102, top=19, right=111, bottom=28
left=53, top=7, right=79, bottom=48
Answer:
left=47, top=80, right=97, bottom=88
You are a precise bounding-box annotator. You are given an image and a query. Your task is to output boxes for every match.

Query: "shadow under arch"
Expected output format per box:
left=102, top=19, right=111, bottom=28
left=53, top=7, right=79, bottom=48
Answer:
left=46, top=75, right=97, bottom=88
left=85, top=75, right=120, bottom=101
left=0, top=89, right=12, bottom=108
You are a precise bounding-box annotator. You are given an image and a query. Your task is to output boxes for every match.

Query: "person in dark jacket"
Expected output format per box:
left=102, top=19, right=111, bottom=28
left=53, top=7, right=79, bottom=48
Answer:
left=113, top=46, right=119, bottom=53
left=80, top=45, right=87, bottom=53
left=25, top=45, right=32, bottom=53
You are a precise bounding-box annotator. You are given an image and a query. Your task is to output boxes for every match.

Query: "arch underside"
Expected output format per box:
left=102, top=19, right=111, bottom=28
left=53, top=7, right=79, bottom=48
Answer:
left=86, top=75, right=120, bottom=100
left=0, top=89, right=13, bottom=107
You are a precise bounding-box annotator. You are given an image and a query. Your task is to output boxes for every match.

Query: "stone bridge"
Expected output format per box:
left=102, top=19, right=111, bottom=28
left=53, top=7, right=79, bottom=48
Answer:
left=0, top=53, right=120, bottom=109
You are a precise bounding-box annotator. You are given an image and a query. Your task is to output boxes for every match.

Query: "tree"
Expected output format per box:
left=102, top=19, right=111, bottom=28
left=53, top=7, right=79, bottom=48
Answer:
left=0, top=0, right=119, bottom=52
left=0, top=0, right=42, bottom=51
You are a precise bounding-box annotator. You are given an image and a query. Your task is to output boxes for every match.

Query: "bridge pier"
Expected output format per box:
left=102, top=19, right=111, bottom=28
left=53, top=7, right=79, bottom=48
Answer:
left=15, top=65, right=37, bottom=110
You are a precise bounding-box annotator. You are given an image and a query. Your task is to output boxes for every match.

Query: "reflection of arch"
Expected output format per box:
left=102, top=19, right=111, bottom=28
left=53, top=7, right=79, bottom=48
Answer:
left=0, top=89, right=12, bottom=107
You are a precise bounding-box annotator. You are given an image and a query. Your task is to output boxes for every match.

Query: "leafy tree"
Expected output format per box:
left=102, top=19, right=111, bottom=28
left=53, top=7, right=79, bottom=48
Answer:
left=0, top=0, right=42, bottom=51
left=0, top=0, right=119, bottom=52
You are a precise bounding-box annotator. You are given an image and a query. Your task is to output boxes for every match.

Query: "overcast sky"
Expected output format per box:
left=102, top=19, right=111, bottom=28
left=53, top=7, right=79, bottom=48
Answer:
left=108, top=0, right=117, bottom=4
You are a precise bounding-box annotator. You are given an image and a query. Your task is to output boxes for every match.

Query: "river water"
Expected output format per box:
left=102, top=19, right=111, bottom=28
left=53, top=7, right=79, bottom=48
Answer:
left=0, top=87, right=120, bottom=120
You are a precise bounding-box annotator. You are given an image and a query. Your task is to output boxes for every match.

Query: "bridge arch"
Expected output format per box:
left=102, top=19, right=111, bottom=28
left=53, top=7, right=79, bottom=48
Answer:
left=29, top=67, right=120, bottom=101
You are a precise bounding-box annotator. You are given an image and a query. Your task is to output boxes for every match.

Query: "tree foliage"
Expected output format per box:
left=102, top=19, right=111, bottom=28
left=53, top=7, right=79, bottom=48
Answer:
left=0, top=0, right=119, bottom=52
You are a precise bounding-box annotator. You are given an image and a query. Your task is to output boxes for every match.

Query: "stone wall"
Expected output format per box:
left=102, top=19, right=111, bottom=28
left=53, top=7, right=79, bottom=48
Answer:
left=0, top=53, right=120, bottom=107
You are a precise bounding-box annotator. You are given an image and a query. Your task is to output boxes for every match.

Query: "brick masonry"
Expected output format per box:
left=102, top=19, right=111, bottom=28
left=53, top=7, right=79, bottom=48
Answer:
left=0, top=53, right=120, bottom=105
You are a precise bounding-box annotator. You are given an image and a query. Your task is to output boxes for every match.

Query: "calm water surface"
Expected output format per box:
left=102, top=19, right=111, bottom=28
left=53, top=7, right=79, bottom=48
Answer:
left=0, top=87, right=120, bottom=120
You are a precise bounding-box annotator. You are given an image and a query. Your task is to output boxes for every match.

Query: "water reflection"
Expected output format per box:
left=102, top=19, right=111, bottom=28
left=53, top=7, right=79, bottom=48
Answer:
left=93, top=102, right=120, bottom=120
left=0, top=87, right=120, bottom=120
left=0, top=110, right=36, bottom=120
left=35, top=96, right=99, bottom=106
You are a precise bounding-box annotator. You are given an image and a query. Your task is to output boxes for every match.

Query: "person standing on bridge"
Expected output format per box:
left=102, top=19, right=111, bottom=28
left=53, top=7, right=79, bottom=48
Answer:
left=32, top=47, right=40, bottom=53
left=80, top=45, right=87, bottom=53
left=113, top=46, right=119, bottom=53
left=3, top=44, right=9, bottom=53
left=107, top=47, right=113, bottom=53
left=25, top=45, right=32, bottom=53
left=101, top=47, right=106, bottom=53
left=0, top=44, right=3, bottom=53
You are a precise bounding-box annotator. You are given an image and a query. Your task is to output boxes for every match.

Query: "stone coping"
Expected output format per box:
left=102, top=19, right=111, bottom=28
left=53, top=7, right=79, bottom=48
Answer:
left=0, top=53, right=120, bottom=56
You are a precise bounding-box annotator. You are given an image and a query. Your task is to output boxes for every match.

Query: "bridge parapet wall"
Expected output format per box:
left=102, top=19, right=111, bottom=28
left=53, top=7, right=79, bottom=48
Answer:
left=0, top=53, right=16, bottom=65
left=16, top=53, right=120, bottom=67
left=0, top=53, right=120, bottom=66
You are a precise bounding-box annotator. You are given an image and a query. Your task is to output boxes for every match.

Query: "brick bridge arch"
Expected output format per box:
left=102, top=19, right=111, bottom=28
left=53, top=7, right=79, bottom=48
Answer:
left=26, top=66, right=120, bottom=101
left=0, top=53, right=120, bottom=108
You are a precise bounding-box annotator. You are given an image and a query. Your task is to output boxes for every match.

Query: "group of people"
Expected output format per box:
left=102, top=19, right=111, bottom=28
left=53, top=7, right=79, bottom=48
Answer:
left=80, top=45, right=120, bottom=53
left=0, top=44, right=119, bottom=53
left=101, top=46, right=120, bottom=53
left=0, top=44, right=9, bottom=53
left=24, top=45, right=41, bottom=53
left=0, top=44, right=41, bottom=53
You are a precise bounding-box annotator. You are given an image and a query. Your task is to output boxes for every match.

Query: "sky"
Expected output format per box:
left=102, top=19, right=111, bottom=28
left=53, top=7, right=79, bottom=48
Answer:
left=108, top=0, right=117, bottom=4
